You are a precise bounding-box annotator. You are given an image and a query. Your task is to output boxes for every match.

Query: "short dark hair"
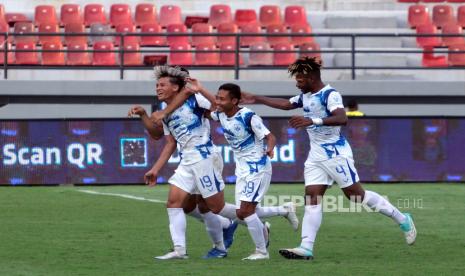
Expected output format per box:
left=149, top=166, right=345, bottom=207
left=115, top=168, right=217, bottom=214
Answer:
left=218, top=83, right=241, bottom=103
left=288, top=56, right=322, bottom=78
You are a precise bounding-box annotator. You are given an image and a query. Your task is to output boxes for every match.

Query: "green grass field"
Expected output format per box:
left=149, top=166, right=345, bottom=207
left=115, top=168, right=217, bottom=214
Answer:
left=1, top=184, right=464, bottom=276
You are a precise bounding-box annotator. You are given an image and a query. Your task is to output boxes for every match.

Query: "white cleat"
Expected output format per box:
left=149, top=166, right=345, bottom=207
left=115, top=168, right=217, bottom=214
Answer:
left=242, top=250, right=270, bottom=260
left=283, top=202, right=299, bottom=231
left=400, top=213, right=417, bottom=245
left=154, top=248, right=188, bottom=260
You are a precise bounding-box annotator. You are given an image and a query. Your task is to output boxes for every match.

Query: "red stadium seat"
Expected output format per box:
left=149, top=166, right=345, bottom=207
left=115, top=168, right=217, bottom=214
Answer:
left=457, top=5, right=465, bottom=27
left=93, top=41, right=116, bottom=65
left=84, top=4, right=107, bottom=26
left=416, top=24, right=442, bottom=47
left=284, top=6, right=307, bottom=27
left=408, top=5, right=431, bottom=28
left=114, top=23, right=138, bottom=46
left=248, top=42, right=273, bottom=66
left=397, top=0, right=420, bottom=3
left=166, top=24, right=189, bottom=46
left=448, top=44, right=465, bottom=65
left=217, top=22, right=238, bottom=46
left=195, top=43, right=220, bottom=65
left=0, top=4, right=5, bottom=23
left=64, top=23, right=87, bottom=45
left=299, top=42, right=321, bottom=59
left=447, top=0, right=465, bottom=3
left=290, top=24, right=314, bottom=45
left=42, top=42, right=65, bottom=65
left=5, top=13, right=30, bottom=27
left=66, top=42, right=91, bottom=65
left=15, top=42, right=39, bottom=64
left=266, top=24, right=290, bottom=46
left=60, top=4, right=83, bottom=26
left=273, top=42, right=296, bottom=66
left=432, top=5, right=456, bottom=28
left=234, top=9, right=258, bottom=28
left=441, top=23, right=465, bottom=46
left=140, top=23, right=166, bottom=46
left=135, top=4, right=157, bottom=26
left=259, top=5, right=282, bottom=27
left=122, top=43, right=142, bottom=65
left=34, top=5, right=57, bottom=26
left=169, top=43, right=193, bottom=65
left=110, top=4, right=132, bottom=26
left=240, top=23, right=266, bottom=47
left=0, top=43, right=14, bottom=64
left=159, top=5, right=183, bottom=27
left=192, top=23, right=215, bottom=46
left=209, top=5, right=232, bottom=28
left=422, top=48, right=447, bottom=67
left=13, top=22, right=36, bottom=44
left=422, top=0, right=445, bottom=2
left=219, top=43, right=243, bottom=66
left=38, top=23, right=61, bottom=45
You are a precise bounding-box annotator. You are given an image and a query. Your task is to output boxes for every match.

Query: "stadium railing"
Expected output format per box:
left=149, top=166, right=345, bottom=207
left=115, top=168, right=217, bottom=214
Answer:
left=1, top=31, right=465, bottom=80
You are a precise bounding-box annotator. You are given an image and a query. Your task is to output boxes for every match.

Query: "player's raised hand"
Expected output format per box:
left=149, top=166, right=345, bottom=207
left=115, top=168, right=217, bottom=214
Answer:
left=144, top=169, right=158, bottom=187
left=289, top=116, right=312, bottom=128
left=151, top=111, right=165, bottom=124
left=128, top=106, right=147, bottom=118
left=184, top=77, right=202, bottom=93
left=240, top=91, right=256, bottom=104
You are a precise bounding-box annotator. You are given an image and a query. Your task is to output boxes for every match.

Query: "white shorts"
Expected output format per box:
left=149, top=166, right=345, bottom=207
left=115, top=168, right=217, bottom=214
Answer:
left=235, top=162, right=271, bottom=207
left=169, top=152, right=225, bottom=198
left=304, top=155, right=360, bottom=188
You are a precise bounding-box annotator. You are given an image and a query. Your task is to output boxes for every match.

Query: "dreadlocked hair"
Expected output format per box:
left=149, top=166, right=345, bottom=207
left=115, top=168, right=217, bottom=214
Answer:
left=153, top=65, right=189, bottom=90
left=288, top=56, right=323, bottom=77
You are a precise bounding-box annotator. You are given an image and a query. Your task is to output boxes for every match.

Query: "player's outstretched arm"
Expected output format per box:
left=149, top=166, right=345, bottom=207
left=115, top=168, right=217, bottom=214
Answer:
left=264, top=133, right=277, bottom=159
left=144, top=135, right=177, bottom=186
left=128, top=106, right=164, bottom=140
left=241, top=92, right=296, bottom=110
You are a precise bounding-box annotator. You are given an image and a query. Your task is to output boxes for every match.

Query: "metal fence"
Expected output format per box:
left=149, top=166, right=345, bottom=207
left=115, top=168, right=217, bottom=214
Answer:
left=1, top=31, right=465, bottom=80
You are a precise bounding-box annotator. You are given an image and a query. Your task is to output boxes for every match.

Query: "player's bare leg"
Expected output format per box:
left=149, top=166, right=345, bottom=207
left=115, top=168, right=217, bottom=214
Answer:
left=342, top=182, right=417, bottom=245
left=279, top=185, right=327, bottom=260
left=155, top=185, right=190, bottom=260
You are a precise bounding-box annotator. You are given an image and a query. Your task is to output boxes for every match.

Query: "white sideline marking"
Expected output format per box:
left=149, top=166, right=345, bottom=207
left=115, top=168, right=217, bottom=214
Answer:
left=78, top=189, right=166, bottom=204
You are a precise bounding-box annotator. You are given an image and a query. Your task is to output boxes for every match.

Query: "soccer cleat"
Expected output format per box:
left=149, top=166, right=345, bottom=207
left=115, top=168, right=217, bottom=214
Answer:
left=154, top=248, right=188, bottom=260
left=283, top=202, right=299, bottom=231
left=223, top=220, right=239, bottom=249
left=202, top=247, right=228, bottom=259
left=242, top=250, right=270, bottom=260
left=400, top=213, right=417, bottom=245
left=279, top=246, right=314, bottom=260
left=263, top=221, right=271, bottom=248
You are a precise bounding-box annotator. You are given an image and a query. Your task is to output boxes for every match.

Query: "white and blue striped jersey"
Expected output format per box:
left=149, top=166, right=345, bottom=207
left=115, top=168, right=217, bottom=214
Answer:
left=289, top=85, right=353, bottom=161
left=211, top=107, right=271, bottom=177
left=162, top=93, right=215, bottom=165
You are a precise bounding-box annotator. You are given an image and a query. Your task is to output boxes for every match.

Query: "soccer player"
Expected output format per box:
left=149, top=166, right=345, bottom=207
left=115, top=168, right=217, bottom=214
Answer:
left=241, top=57, right=417, bottom=260
left=210, top=83, right=277, bottom=260
left=144, top=66, right=232, bottom=260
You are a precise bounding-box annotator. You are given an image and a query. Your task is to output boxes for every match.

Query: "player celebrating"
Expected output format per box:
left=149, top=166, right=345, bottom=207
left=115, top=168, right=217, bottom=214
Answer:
left=211, top=83, right=276, bottom=260
left=152, top=81, right=300, bottom=260
left=241, top=57, right=417, bottom=260
left=145, top=66, right=231, bottom=260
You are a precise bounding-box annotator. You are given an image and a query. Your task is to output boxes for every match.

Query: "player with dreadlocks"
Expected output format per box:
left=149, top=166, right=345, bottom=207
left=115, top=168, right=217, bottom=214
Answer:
left=241, top=57, right=417, bottom=260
